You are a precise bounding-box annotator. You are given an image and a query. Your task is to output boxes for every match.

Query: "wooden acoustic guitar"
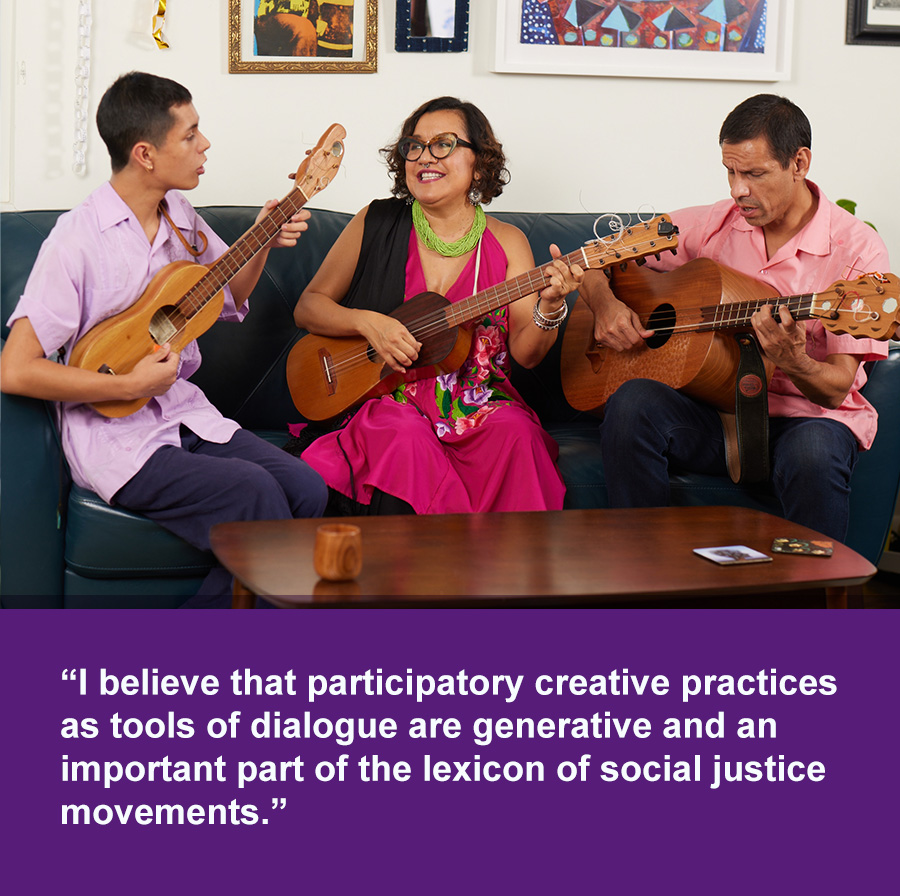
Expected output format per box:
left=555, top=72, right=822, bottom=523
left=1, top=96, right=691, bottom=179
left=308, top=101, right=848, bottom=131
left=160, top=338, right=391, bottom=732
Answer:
left=68, top=123, right=347, bottom=418
left=560, top=257, right=900, bottom=415
left=287, top=214, right=679, bottom=421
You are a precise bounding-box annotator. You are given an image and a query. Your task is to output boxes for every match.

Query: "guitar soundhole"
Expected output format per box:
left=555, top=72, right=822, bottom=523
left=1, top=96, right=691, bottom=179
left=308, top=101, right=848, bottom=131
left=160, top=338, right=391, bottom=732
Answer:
left=149, top=306, right=186, bottom=345
left=645, top=304, right=676, bottom=349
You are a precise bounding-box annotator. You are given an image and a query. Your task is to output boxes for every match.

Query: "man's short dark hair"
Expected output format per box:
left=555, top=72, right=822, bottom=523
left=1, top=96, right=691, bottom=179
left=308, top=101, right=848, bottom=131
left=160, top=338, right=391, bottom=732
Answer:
left=719, top=94, right=812, bottom=169
left=96, top=72, right=192, bottom=172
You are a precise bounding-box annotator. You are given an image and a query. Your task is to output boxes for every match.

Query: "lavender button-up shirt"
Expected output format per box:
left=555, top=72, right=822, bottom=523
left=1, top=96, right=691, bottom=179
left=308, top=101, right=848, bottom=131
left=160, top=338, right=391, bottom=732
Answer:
left=7, top=183, right=246, bottom=503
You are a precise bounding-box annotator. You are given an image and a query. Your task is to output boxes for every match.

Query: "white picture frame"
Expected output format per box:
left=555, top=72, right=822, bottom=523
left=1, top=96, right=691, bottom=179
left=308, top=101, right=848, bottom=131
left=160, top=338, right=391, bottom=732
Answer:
left=494, top=0, right=794, bottom=82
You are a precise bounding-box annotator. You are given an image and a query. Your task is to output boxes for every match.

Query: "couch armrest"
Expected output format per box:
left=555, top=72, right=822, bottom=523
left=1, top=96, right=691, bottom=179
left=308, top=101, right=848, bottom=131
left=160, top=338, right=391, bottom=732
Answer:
left=847, top=344, right=900, bottom=564
left=0, top=385, right=67, bottom=605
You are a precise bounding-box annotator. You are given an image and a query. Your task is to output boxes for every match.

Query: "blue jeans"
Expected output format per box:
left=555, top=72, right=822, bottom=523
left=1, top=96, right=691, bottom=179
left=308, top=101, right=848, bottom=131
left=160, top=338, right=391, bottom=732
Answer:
left=599, top=379, right=859, bottom=541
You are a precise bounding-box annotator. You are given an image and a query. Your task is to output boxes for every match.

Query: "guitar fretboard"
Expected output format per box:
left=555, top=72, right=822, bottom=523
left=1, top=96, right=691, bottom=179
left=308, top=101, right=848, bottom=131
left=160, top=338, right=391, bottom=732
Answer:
left=696, top=292, right=828, bottom=331
left=176, top=188, right=307, bottom=318
left=444, top=223, right=677, bottom=327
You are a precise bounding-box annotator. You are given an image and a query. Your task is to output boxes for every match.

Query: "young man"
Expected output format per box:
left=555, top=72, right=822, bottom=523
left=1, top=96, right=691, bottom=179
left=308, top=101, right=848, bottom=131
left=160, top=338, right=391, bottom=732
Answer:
left=579, top=94, right=890, bottom=541
left=1, top=72, right=327, bottom=599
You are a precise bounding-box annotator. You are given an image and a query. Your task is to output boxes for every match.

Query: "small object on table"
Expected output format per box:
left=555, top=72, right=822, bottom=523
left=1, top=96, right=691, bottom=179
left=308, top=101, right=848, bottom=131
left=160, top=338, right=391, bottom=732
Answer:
left=693, top=545, right=772, bottom=565
left=314, top=523, right=363, bottom=581
left=771, top=537, right=834, bottom=557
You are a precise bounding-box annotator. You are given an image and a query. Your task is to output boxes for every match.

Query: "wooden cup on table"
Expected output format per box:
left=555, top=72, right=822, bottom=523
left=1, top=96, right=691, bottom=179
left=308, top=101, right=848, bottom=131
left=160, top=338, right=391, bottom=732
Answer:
left=314, top=523, right=362, bottom=581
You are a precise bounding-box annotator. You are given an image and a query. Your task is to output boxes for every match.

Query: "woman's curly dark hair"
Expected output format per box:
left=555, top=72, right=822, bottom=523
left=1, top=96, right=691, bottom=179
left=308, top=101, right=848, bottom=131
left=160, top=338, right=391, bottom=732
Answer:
left=380, top=97, right=510, bottom=204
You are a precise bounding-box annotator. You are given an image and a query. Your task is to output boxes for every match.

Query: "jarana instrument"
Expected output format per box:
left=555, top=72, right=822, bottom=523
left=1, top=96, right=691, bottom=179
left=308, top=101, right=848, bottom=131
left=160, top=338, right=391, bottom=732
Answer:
left=287, top=214, right=679, bottom=421
left=560, top=258, right=900, bottom=414
left=69, top=123, right=347, bottom=418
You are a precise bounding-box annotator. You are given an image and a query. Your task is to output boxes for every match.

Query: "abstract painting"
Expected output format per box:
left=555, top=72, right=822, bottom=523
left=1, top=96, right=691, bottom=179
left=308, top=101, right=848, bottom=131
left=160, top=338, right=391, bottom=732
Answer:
left=497, top=0, right=793, bottom=79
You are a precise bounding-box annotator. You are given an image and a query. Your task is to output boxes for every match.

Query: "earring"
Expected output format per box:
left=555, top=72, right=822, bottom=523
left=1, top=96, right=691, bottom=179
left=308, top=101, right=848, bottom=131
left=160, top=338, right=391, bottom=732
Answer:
left=468, top=186, right=482, bottom=206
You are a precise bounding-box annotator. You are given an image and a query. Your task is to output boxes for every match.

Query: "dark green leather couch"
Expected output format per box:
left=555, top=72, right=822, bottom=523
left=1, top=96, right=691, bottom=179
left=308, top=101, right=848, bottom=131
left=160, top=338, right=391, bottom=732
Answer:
left=2, top=206, right=898, bottom=607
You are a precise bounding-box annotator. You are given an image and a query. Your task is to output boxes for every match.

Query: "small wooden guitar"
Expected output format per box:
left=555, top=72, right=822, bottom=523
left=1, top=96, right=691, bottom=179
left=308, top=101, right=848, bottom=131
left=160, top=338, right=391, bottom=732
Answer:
left=287, top=214, right=679, bottom=421
left=69, top=123, right=347, bottom=418
left=561, top=257, right=900, bottom=414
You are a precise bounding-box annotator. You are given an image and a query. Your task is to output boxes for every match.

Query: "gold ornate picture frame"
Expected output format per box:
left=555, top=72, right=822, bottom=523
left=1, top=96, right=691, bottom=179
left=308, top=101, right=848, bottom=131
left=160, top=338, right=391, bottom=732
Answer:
left=229, top=0, right=377, bottom=73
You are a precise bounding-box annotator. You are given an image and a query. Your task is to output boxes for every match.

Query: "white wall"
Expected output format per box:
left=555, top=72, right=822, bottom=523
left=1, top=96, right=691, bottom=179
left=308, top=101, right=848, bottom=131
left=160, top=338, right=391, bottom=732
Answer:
left=3, top=1, right=898, bottom=259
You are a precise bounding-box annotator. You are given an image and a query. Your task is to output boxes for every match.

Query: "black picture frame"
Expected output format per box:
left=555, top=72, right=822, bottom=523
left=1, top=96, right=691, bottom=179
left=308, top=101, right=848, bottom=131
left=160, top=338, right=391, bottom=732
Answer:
left=846, top=0, right=900, bottom=46
left=395, top=0, right=469, bottom=53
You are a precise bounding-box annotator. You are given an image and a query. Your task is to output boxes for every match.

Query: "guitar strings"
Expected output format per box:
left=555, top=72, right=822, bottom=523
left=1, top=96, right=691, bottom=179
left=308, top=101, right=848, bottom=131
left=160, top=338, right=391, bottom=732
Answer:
left=155, top=192, right=305, bottom=342
left=318, top=230, right=676, bottom=377
left=654, top=291, right=858, bottom=336
left=319, top=233, right=670, bottom=374
left=155, top=138, right=342, bottom=338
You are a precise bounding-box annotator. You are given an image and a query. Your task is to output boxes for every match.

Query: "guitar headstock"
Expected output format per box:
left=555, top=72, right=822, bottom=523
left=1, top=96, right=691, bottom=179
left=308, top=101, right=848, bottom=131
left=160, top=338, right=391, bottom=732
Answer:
left=818, top=272, right=900, bottom=341
left=580, top=214, right=679, bottom=271
left=293, top=123, right=346, bottom=200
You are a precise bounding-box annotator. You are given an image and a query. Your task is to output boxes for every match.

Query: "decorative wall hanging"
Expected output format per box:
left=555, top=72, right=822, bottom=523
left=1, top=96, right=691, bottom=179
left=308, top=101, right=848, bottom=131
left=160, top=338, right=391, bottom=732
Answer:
left=229, top=0, right=377, bottom=73
left=494, top=0, right=794, bottom=81
left=395, top=0, right=470, bottom=52
left=73, top=0, right=92, bottom=176
left=846, top=0, right=900, bottom=46
left=152, top=1, right=170, bottom=48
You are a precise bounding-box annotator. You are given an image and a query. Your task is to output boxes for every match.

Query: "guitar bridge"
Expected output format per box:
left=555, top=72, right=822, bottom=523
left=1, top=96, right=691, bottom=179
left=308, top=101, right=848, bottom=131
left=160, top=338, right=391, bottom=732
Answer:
left=318, top=347, right=336, bottom=396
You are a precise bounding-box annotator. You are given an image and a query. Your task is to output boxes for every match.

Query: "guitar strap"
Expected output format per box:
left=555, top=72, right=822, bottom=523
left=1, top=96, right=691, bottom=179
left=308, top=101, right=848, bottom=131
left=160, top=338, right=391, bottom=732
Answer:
left=720, top=333, right=770, bottom=484
left=158, top=200, right=208, bottom=258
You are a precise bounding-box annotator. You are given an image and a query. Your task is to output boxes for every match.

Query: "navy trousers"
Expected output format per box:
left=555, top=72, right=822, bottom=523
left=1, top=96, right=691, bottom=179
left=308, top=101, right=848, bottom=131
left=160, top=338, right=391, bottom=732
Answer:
left=600, top=379, right=859, bottom=541
left=114, top=427, right=327, bottom=600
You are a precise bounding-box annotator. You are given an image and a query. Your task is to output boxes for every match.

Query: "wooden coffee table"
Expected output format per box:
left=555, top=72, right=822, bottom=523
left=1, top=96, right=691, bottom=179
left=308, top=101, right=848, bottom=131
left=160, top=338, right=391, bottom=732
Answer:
left=210, top=506, right=876, bottom=609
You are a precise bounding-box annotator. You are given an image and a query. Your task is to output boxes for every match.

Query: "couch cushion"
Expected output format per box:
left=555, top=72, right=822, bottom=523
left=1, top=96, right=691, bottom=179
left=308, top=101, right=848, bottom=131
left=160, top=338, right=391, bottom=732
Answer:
left=65, top=485, right=214, bottom=579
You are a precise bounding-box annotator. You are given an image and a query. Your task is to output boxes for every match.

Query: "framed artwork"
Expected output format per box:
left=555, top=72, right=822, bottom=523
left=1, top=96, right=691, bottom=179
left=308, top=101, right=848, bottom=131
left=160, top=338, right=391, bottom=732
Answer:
left=846, top=0, right=900, bottom=46
left=494, top=0, right=794, bottom=81
left=228, top=0, right=377, bottom=73
left=395, top=0, right=470, bottom=52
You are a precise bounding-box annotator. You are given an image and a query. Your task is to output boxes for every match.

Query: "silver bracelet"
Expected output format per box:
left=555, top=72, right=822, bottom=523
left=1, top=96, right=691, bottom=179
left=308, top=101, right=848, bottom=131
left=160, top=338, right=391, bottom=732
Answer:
left=532, top=297, right=568, bottom=331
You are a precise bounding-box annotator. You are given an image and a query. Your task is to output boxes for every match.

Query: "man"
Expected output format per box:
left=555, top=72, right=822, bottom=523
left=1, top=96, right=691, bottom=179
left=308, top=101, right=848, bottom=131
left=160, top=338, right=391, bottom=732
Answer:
left=579, top=94, right=890, bottom=541
left=1, top=72, right=327, bottom=599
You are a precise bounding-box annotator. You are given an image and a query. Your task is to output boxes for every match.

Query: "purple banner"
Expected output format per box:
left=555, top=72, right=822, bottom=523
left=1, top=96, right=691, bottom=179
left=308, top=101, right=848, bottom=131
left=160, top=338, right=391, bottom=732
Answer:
left=2, top=609, right=897, bottom=894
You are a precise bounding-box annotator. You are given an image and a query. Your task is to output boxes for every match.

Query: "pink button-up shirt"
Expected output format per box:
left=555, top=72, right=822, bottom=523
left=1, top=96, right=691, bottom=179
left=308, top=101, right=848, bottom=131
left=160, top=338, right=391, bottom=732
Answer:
left=648, top=182, right=890, bottom=449
left=8, top=183, right=245, bottom=502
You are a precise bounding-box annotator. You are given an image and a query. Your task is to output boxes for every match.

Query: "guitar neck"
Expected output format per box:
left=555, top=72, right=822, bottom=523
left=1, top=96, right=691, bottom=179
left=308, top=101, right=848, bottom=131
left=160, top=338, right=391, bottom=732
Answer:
left=445, top=242, right=645, bottom=327
left=176, top=187, right=307, bottom=318
left=697, top=292, right=825, bottom=331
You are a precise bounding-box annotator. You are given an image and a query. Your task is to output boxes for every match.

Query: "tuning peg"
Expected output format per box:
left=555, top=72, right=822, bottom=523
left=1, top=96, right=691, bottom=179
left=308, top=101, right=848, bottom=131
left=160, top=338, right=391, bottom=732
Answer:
left=670, top=248, right=678, bottom=256
left=653, top=254, right=661, bottom=261
left=636, top=257, right=647, bottom=266
left=288, top=173, right=296, bottom=179
left=620, top=262, right=628, bottom=271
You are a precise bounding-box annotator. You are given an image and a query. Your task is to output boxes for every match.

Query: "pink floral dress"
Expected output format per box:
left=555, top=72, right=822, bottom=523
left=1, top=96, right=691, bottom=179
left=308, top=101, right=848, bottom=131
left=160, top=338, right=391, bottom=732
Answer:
left=301, top=227, right=565, bottom=513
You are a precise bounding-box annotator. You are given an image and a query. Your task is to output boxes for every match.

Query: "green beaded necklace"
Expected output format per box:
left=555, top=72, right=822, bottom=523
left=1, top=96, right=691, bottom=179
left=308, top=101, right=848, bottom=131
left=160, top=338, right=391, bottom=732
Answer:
left=412, top=200, right=486, bottom=257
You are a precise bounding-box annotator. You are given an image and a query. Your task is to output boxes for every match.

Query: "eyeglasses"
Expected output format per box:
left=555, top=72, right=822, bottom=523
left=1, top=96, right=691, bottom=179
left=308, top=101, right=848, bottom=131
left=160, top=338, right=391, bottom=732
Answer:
left=397, top=132, right=475, bottom=162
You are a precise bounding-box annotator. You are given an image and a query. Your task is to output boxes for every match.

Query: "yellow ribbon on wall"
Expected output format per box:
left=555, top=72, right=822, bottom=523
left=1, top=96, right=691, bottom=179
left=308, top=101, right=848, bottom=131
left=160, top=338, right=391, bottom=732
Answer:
left=152, top=1, right=169, bottom=49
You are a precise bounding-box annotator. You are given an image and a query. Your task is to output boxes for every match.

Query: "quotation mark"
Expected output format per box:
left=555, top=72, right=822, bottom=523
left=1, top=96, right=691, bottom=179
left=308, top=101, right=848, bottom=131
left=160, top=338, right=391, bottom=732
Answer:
left=262, top=798, right=287, bottom=824
left=62, top=668, right=86, bottom=694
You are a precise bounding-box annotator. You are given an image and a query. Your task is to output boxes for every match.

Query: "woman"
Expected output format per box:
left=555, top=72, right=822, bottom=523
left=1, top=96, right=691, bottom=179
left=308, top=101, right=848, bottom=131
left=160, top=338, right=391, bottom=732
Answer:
left=293, top=96, right=582, bottom=514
